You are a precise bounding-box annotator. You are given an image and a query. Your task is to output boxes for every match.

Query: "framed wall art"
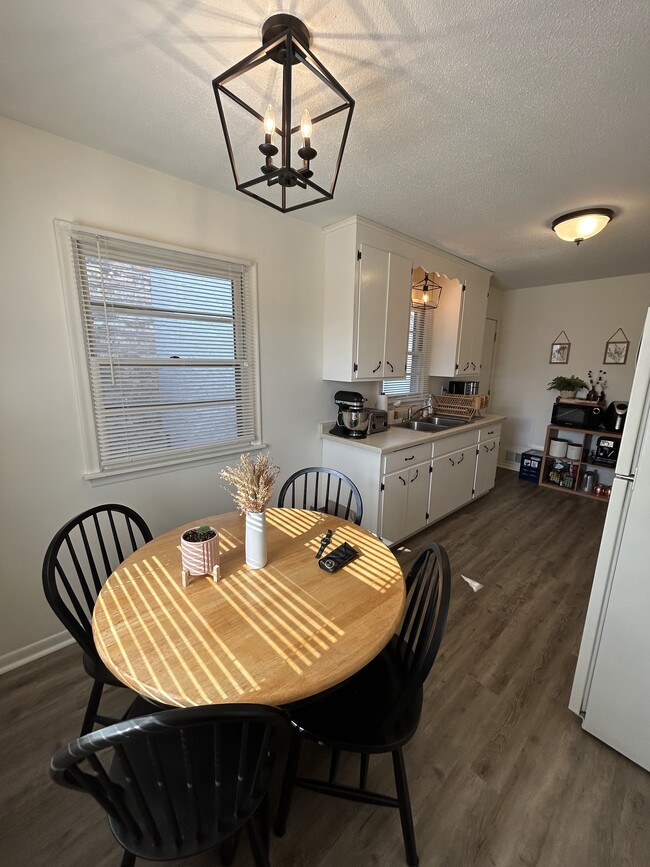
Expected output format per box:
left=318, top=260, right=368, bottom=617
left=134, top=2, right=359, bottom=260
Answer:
left=603, top=328, right=629, bottom=365
left=549, top=331, right=571, bottom=364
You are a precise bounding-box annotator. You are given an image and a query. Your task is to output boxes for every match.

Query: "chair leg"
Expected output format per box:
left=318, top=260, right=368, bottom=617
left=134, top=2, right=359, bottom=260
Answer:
left=221, top=829, right=241, bottom=867
left=329, top=749, right=341, bottom=783
left=359, top=753, right=369, bottom=789
left=392, top=749, right=419, bottom=867
left=80, top=680, right=104, bottom=736
left=247, top=798, right=271, bottom=867
left=274, top=728, right=302, bottom=837
left=120, top=849, right=136, bottom=867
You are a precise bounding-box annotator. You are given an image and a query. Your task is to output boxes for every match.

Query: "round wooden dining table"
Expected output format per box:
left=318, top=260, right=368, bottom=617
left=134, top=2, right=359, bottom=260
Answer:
left=92, top=508, right=405, bottom=708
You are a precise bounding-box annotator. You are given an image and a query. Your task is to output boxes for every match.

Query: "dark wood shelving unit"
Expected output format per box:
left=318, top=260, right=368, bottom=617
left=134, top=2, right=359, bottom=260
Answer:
left=539, top=424, right=622, bottom=502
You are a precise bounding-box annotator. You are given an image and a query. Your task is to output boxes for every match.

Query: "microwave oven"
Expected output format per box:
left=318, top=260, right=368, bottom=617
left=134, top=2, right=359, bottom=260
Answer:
left=551, top=401, right=604, bottom=429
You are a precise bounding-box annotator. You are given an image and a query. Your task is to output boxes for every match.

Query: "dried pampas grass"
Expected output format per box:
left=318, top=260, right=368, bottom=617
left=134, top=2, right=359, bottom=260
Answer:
left=219, top=452, right=280, bottom=514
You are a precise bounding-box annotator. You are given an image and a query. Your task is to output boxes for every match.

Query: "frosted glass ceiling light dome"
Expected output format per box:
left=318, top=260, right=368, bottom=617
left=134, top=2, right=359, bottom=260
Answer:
left=552, top=208, right=614, bottom=245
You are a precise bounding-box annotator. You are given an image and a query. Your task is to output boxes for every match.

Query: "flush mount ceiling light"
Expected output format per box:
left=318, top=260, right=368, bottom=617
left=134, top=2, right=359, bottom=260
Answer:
left=411, top=268, right=442, bottom=311
left=212, top=13, right=355, bottom=213
left=551, top=208, right=614, bottom=246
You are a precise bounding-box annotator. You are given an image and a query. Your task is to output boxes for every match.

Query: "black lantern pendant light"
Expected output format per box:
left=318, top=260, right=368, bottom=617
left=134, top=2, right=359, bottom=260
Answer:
left=212, top=13, right=355, bottom=213
left=411, top=269, right=442, bottom=311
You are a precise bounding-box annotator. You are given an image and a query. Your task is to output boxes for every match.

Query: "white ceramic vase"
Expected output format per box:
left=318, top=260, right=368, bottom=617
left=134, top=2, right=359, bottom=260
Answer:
left=245, top=511, right=267, bottom=569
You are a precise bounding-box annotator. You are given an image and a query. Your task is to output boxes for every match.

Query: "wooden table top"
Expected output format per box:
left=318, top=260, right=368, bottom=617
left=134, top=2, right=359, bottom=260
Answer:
left=92, top=508, right=405, bottom=708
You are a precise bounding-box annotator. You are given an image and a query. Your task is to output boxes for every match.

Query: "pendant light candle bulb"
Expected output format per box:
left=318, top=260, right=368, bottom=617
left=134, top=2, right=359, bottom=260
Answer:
left=263, top=104, right=275, bottom=141
left=301, top=109, right=312, bottom=146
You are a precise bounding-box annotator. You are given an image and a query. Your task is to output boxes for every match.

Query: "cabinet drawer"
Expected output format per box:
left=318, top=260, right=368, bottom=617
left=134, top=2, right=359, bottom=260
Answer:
left=383, top=443, right=432, bottom=473
left=479, top=423, right=502, bottom=442
left=431, top=428, right=478, bottom=457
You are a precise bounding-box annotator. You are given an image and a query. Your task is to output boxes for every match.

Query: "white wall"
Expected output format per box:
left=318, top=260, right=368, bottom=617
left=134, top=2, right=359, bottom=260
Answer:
left=489, top=274, right=650, bottom=462
left=0, top=117, right=335, bottom=664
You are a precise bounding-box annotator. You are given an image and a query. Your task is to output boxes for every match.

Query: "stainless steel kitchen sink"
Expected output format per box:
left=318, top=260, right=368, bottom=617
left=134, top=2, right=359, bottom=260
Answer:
left=400, top=415, right=469, bottom=432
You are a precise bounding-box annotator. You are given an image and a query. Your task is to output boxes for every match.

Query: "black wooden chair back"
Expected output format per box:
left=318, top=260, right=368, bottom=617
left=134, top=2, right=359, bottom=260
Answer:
left=387, top=542, right=451, bottom=726
left=277, top=467, right=363, bottom=525
left=50, top=704, right=289, bottom=865
left=42, top=504, right=153, bottom=659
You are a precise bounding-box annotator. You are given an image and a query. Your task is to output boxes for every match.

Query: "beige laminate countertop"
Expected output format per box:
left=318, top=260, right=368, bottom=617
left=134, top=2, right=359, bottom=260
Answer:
left=321, top=414, right=507, bottom=455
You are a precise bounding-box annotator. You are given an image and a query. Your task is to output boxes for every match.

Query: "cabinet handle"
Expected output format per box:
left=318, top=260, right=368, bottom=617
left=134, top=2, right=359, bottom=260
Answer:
left=404, top=455, right=415, bottom=461
left=448, top=457, right=455, bottom=466
left=487, top=429, right=494, bottom=435
left=490, top=442, right=496, bottom=451
left=471, top=362, right=476, bottom=370
left=463, top=363, right=470, bottom=371
left=411, top=469, right=419, bottom=482
left=372, top=361, right=382, bottom=373
left=458, top=452, right=464, bottom=464
left=386, top=360, right=394, bottom=373
left=399, top=475, right=407, bottom=485
left=483, top=444, right=489, bottom=453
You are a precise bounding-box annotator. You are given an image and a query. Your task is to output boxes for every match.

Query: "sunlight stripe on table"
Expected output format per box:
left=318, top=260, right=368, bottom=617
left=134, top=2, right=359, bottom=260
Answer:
left=148, top=557, right=260, bottom=694
left=98, top=577, right=186, bottom=706
left=214, top=578, right=305, bottom=674
left=241, top=571, right=337, bottom=649
left=116, top=567, right=218, bottom=703
left=261, top=570, right=345, bottom=638
left=231, top=573, right=324, bottom=659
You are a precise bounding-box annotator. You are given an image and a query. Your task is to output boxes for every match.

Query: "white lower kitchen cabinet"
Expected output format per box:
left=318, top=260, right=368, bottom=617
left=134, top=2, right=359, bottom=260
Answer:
left=428, top=445, right=477, bottom=524
left=474, top=436, right=500, bottom=498
left=380, top=462, right=430, bottom=544
left=321, top=415, right=505, bottom=547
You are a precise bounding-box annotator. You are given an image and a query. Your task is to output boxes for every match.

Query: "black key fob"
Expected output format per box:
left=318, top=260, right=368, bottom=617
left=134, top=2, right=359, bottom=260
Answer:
left=319, top=542, right=359, bottom=573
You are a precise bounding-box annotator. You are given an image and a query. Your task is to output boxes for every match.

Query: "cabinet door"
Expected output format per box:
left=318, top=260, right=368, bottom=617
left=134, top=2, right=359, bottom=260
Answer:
left=474, top=436, right=500, bottom=498
left=380, top=470, right=409, bottom=543
left=383, top=252, right=412, bottom=378
left=457, top=278, right=489, bottom=376
left=356, top=245, right=389, bottom=379
left=405, top=464, right=430, bottom=536
left=429, top=446, right=477, bottom=523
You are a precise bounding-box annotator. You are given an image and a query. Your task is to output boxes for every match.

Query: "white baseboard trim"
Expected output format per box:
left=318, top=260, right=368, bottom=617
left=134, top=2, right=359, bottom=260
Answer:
left=0, top=631, right=74, bottom=675
left=498, top=460, right=519, bottom=472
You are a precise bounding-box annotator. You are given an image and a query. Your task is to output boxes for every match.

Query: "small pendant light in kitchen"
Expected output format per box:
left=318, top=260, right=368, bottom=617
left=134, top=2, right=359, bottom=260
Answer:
left=411, top=268, right=442, bottom=311
left=212, top=13, right=355, bottom=213
left=551, top=208, right=614, bottom=245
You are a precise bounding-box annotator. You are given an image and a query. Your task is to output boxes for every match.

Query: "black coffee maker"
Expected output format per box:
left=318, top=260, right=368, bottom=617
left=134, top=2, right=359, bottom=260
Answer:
left=604, top=401, right=628, bottom=432
left=329, top=391, right=369, bottom=438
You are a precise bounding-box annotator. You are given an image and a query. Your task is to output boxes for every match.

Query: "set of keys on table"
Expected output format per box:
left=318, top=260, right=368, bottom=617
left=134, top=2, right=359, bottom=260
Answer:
left=315, top=529, right=359, bottom=573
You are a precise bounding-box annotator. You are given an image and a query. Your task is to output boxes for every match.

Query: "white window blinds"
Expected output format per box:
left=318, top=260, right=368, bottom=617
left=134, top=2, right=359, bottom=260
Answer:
left=383, top=308, right=432, bottom=397
left=55, top=222, right=261, bottom=476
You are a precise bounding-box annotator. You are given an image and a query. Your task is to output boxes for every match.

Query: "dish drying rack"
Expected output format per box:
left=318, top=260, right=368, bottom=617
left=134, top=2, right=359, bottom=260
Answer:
left=431, top=393, right=489, bottom=421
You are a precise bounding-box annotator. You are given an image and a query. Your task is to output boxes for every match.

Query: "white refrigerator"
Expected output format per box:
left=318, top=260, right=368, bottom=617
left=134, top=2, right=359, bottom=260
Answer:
left=569, top=306, right=650, bottom=772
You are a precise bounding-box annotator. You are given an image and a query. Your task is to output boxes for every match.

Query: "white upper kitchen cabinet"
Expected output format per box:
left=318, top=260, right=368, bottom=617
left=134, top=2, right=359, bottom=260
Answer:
left=323, top=217, right=492, bottom=382
left=322, top=218, right=411, bottom=381
left=429, top=274, right=491, bottom=379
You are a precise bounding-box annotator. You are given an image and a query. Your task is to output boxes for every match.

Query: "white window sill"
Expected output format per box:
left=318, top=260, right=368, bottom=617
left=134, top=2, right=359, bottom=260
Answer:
left=84, top=443, right=268, bottom=486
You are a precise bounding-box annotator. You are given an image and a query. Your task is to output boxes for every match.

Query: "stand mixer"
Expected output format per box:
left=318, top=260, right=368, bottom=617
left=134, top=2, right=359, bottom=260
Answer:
left=329, top=390, right=369, bottom=438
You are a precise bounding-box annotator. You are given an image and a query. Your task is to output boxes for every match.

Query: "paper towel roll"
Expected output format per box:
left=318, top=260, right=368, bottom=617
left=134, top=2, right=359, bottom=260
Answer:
left=377, top=393, right=388, bottom=411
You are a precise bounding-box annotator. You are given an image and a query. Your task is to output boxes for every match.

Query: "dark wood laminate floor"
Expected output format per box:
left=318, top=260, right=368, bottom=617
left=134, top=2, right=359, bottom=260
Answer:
left=1, top=469, right=648, bottom=866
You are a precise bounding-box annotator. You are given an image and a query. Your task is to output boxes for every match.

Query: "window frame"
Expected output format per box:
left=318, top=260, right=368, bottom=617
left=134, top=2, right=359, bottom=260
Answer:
left=54, top=220, right=263, bottom=482
left=382, top=306, right=432, bottom=400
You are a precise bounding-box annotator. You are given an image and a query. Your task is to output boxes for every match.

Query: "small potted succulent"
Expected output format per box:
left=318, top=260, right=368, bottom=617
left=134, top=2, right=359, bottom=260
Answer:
left=181, top=523, right=220, bottom=587
left=547, top=375, right=588, bottom=399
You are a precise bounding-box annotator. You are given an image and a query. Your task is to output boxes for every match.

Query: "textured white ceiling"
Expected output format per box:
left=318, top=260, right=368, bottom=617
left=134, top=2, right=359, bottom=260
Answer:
left=1, top=0, right=649, bottom=289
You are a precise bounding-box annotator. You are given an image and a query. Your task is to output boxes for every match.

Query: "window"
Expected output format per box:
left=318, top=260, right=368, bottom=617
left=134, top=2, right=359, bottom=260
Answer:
left=55, top=221, right=261, bottom=478
left=382, top=307, right=431, bottom=398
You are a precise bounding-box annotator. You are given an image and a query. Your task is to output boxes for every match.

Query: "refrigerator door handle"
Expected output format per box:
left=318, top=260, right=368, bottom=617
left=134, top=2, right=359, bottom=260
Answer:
left=615, top=473, right=635, bottom=482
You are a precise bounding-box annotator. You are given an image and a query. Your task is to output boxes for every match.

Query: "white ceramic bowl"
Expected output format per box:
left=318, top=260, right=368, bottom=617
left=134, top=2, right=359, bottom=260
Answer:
left=549, top=438, right=568, bottom=458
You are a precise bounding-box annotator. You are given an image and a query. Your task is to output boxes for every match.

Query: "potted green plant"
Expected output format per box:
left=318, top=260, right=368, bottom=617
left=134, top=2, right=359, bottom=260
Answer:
left=547, top=374, right=588, bottom=399
left=181, top=523, right=220, bottom=587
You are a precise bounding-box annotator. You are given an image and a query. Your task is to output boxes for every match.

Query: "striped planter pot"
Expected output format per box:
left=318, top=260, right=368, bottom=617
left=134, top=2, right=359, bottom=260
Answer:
left=181, top=528, right=220, bottom=576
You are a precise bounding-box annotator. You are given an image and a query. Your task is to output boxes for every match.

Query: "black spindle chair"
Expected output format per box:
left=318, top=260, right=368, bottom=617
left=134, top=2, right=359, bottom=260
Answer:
left=50, top=704, right=289, bottom=867
left=42, top=504, right=153, bottom=735
left=274, top=543, right=452, bottom=867
left=277, top=467, right=363, bottom=525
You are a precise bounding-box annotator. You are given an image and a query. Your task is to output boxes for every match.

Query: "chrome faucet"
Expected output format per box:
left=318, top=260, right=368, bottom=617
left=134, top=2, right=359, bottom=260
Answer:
left=407, top=395, right=433, bottom=420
